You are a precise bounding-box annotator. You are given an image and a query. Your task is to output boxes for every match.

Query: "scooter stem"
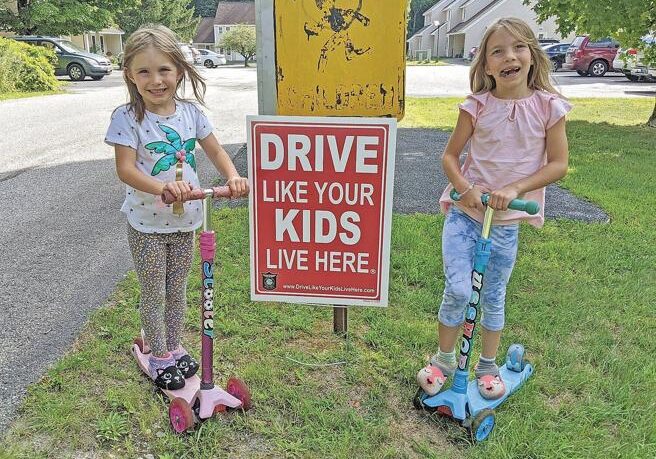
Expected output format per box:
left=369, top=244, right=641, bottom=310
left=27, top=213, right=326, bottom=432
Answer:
left=200, top=191, right=216, bottom=389
left=454, top=206, right=494, bottom=385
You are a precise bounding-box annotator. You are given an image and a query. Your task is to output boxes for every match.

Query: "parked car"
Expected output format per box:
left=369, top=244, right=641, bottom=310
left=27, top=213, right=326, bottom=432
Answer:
left=542, top=42, right=570, bottom=71
left=178, top=44, right=195, bottom=65
left=538, top=38, right=560, bottom=46
left=613, top=36, right=656, bottom=82
left=12, top=35, right=112, bottom=81
left=564, top=35, right=620, bottom=77
left=198, top=49, right=227, bottom=68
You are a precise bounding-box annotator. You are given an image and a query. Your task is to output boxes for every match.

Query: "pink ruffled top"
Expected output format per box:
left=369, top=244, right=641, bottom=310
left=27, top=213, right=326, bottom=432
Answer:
left=439, top=90, right=572, bottom=227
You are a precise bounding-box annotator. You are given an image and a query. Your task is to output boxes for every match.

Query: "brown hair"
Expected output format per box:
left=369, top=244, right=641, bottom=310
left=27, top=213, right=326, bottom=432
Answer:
left=470, top=17, right=560, bottom=95
left=122, top=24, right=206, bottom=122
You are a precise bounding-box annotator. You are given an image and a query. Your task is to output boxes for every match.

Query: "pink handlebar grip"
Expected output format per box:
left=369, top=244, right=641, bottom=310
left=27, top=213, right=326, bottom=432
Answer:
left=161, top=186, right=232, bottom=204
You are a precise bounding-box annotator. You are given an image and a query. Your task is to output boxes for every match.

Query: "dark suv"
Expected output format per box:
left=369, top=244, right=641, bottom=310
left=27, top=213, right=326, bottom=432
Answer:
left=564, top=36, right=620, bottom=77
left=12, top=36, right=112, bottom=81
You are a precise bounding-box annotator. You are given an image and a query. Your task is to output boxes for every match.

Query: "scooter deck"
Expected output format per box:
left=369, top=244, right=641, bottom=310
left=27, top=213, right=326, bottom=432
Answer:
left=131, top=344, right=201, bottom=404
left=421, top=363, right=534, bottom=420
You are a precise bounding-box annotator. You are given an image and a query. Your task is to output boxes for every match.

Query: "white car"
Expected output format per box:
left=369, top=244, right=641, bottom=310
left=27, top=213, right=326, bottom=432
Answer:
left=613, top=36, right=655, bottom=82
left=198, top=49, right=227, bottom=68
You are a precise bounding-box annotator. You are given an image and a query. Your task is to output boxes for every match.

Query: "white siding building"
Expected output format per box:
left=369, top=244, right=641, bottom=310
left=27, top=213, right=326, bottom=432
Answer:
left=193, top=2, right=255, bottom=63
left=408, top=0, right=572, bottom=59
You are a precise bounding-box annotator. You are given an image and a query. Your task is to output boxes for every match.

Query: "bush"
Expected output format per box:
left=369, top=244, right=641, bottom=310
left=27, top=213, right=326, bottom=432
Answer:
left=0, top=37, right=59, bottom=93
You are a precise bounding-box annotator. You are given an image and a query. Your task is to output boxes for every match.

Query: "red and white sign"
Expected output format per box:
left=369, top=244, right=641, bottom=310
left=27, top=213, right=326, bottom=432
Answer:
left=247, top=115, right=396, bottom=307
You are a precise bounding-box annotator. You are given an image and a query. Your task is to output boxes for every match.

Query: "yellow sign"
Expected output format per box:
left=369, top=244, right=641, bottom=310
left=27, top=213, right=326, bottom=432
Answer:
left=274, top=0, right=406, bottom=119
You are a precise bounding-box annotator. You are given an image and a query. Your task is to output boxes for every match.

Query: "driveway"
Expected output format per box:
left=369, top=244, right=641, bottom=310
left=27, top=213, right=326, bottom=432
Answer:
left=0, top=63, right=618, bottom=433
left=405, top=62, right=656, bottom=98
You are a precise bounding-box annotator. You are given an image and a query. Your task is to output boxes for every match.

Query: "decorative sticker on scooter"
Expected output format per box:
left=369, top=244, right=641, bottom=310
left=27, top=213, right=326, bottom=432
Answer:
left=202, top=261, right=214, bottom=338
left=144, top=124, right=197, bottom=176
left=459, top=269, right=483, bottom=371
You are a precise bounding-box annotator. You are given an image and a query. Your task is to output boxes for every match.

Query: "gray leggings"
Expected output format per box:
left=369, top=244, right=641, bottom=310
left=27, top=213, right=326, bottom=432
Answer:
left=127, top=224, right=194, bottom=356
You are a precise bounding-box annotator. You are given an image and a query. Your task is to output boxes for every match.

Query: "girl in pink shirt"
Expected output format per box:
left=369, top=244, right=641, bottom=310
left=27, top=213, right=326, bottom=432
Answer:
left=417, top=18, right=570, bottom=400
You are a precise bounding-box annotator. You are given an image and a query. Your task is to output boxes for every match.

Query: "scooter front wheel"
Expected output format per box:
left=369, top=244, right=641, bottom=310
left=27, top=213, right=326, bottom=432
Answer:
left=505, top=343, right=527, bottom=373
left=470, top=408, right=495, bottom=442
left=169, top=397, right=195, bottom=433
left=226, top=376, right=252, bottom=411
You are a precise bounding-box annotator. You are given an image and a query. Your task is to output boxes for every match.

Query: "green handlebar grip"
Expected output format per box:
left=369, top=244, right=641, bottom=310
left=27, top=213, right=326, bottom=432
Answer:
left=450, top=188, right=540, bottom=215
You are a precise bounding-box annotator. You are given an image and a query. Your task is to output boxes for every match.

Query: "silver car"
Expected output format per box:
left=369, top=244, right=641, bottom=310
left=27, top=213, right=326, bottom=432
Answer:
left=198, top=49, right=227, bottom=68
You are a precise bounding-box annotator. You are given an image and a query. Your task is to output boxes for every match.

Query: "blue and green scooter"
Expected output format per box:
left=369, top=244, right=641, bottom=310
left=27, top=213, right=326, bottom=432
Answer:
left=413, top=190, right=539, bottom=442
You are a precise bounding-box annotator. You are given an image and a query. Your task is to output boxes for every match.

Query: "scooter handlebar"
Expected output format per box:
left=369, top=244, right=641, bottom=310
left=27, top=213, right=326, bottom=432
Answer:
left=161, top=185, right=232, bottom=204
left=450, top=188, right=540, bottom=215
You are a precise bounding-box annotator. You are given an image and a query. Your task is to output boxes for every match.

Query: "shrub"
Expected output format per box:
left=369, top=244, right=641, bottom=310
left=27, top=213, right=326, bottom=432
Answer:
left=0, top=37, right=59, bottom=93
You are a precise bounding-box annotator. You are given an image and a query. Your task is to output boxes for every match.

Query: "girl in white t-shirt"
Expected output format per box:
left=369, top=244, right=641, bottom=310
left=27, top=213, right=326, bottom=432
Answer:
left=105, top=25, right=248, bottom=390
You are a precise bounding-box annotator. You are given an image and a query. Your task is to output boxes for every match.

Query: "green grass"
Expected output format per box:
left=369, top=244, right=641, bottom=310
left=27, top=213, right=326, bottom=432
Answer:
left=406, top=59, right=451, bottom=66
left=0, top=89, right=64, bottom=101
left=2, top=98, right=655, bottom=458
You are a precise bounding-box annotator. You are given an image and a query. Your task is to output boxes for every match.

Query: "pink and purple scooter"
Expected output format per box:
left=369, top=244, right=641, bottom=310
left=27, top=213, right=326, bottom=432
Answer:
left=131, top=186, right=251, bottom=433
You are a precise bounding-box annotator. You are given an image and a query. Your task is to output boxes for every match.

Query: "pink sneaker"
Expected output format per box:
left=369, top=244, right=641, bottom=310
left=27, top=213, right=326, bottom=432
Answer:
left=416, top=365, right=448, bottom=396
left=476, top=374, right=506, bottom=399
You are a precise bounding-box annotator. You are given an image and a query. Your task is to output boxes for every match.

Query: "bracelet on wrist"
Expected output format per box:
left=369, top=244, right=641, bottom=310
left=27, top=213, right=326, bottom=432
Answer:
left=457, top=183, right=474, bottom=197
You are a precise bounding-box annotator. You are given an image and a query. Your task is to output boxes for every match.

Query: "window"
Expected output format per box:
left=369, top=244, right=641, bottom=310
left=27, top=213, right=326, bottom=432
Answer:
left=587, top=38, right=614, bottom=48
left=226, top=26, right=230, bottom=31
left=39, top=41, right=56, bottom=51
left=218, top=26, right=223, bottom=33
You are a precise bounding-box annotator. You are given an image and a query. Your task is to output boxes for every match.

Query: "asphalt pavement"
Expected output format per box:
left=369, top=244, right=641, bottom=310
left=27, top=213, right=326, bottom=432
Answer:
left=0, top=64, right=624, bottom=434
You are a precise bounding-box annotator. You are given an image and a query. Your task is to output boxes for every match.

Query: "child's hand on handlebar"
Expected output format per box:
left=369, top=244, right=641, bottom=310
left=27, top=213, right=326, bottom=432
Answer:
left=163, top=181, right=192, bottom=202
left=488, top=185, right=520, bottom=211
left=226, top=176, right=249, bottom=198
left=461, top=185, right=487, bottom=212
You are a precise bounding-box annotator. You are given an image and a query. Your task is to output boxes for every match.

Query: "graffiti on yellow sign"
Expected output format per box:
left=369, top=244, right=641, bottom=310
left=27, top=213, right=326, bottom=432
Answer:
left=274, top=0, right=406, bottom=119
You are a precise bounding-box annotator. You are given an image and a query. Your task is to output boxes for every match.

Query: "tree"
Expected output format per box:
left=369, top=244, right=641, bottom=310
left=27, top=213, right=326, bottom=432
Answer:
left=529, top=0, right=656, bottom=127
left=219, top=24, right=256, bottom=66
left=115, top=0, right=198, bottom=41
left=407, top=0, right=436, bottom=39
left=0, top=0, right=137, bottom=36
left=193, top=0, right=254, bottom=19
left=194, top=0, right=219, bottom=17
left=159, top=0, right=199, bottom=42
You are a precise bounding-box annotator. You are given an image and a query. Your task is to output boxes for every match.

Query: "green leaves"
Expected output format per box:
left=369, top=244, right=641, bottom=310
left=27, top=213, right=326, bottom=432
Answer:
left=219, top=25, right=256, bottom=65
left=0, top=0, right=138, bottom=36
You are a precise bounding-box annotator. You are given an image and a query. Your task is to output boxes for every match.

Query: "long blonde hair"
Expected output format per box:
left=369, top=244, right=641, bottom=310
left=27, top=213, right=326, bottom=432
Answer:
left=122, top=24, right=206, bottom=122
left=470, top=17, right=559, bottom=95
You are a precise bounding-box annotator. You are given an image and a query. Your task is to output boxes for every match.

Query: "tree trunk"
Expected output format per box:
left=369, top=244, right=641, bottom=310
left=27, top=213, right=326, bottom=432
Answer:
left=649, top=96, right=656, bottom=128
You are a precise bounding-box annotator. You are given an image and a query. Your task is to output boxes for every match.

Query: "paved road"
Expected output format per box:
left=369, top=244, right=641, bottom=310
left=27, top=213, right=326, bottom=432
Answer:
left=0, top=66, right=257, bottom=432
left=406, top=61, right=656, bottom=98
left=0, top=63, right=617, bottom=432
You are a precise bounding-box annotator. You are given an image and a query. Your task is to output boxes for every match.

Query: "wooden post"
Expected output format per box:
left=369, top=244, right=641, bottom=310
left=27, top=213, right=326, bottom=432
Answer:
left=333, top=307, right=348, bottom=336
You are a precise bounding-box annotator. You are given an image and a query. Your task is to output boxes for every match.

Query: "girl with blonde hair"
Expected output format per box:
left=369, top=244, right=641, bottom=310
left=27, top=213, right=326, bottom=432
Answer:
left=417, top=17, right=570, bottom=400
left=105, top=25, right=248, bottom=390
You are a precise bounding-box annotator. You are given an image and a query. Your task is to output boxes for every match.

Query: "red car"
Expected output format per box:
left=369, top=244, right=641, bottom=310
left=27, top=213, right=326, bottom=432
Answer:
left=564, top=36, right=620, bottom=77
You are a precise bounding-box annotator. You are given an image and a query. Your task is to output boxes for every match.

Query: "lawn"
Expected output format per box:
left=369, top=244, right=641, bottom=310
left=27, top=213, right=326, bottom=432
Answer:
left=1, top=98, right=654, bottom=458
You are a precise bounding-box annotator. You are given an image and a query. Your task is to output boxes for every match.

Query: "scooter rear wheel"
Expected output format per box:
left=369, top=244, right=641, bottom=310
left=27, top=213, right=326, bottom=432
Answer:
left=470, top=408, right=495, bottom=442
left=169, top=397, right=195, bottom=433
left=226, top=376, right=252, bottom=411
left=413, top=388, right=425, bottom=410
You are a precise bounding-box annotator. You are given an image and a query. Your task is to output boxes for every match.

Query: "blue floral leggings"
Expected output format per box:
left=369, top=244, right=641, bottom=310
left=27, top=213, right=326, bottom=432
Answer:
left=127, top=224, right=194, bottom=356
left=438, top=206, right=519, bottom=332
